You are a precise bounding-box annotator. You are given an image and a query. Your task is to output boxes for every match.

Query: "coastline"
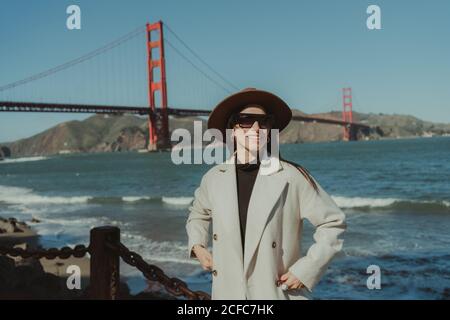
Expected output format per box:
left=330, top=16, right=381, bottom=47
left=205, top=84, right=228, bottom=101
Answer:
left=2, top=134, right=449, bottom=161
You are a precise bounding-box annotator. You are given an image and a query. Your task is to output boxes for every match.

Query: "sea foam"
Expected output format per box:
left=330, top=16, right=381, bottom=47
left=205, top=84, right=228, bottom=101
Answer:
left=0, top=156, right=48, bottom=164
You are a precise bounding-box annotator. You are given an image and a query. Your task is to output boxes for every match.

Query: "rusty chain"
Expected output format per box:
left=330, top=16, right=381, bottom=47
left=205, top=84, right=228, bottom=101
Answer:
left=0, top=244, right=90, bottom=260
left=105, top=240, right=211, bottom=300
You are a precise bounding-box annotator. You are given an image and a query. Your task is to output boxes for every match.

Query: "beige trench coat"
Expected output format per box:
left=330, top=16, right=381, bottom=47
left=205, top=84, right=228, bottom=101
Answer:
left=186, top=153, right=346, bottom=300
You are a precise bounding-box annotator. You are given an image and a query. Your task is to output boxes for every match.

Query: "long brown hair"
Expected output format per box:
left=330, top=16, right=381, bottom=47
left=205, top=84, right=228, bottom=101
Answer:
left=278, top=155, right=320, bottom=194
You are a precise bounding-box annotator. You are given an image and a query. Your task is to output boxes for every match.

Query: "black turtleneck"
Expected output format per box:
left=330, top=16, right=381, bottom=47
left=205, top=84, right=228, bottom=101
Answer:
left=235, top=157, right=260, bottom=252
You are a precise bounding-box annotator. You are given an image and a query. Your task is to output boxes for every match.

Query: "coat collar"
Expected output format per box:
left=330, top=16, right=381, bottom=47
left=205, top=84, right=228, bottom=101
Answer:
left=221, top=150, right=283, bottom=176
left=216, top=150, right=287, bottom=277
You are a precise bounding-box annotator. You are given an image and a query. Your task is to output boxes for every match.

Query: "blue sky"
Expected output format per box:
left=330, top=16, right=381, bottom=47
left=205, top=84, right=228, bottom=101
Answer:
left=1, top=0, right=449, bottom=142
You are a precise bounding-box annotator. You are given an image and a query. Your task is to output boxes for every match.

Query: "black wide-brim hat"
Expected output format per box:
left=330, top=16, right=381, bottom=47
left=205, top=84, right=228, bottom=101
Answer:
left=207, top=88, right=292, bottom=141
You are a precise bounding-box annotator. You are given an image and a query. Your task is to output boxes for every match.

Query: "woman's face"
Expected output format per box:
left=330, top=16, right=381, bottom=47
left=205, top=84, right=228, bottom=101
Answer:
left=232, top=105, right=270, bottom=156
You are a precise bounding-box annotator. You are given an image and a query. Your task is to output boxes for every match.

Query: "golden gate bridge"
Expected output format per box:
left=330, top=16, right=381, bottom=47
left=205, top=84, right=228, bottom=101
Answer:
left=0, top=20, right=372, bottom=151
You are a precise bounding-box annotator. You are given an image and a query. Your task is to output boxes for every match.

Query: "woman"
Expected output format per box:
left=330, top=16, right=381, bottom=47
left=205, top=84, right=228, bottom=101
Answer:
left=186, top=88, right=346, bottom=300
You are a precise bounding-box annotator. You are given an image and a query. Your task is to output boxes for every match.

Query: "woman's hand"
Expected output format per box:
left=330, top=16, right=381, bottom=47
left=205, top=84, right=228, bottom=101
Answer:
left=193, top=244, right=213, bottom=271
left=278, top=271, right=306, bottom=290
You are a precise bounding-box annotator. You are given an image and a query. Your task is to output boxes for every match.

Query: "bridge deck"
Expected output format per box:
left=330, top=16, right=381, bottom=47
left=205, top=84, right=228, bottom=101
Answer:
left=0, top=101, right=370, bottom=129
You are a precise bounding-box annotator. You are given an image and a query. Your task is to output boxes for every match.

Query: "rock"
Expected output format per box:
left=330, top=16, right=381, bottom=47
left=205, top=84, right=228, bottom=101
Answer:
left=0, top=253, right=84, bottom=299
left=12, top=244, right=44, bottom=273
left=0, top=146, right=11, bottom=158
left=10, top=244, right=24, bottom=262
left=14, top=265, right=44, bottom=286
left=30, top=218, right=41, bottom=223
left=0, top=217, right=32, bottom=234
left=13, top=242, right=27, bottom=250
left=0, top=256, right=16, bottom=284
left=0, top=220, right=16, bottom=233
left=13, top=226, right=24, bottom=233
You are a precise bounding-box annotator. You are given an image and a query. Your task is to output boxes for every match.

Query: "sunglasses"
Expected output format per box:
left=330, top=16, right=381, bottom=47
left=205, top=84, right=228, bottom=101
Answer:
left=229, top=113, right=275, bottom=129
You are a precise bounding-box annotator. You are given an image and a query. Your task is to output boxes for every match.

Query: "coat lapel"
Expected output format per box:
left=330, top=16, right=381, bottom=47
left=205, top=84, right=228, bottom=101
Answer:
left=243, top=163, right=287, bottom=277
left=216, top=152, right=287, bottom=278
left=216, top=159, right=244, bottom=268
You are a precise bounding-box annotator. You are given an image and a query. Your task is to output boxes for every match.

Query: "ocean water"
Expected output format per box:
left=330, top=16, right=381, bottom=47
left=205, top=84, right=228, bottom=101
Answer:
left=1, top=136, right=449, bottom=299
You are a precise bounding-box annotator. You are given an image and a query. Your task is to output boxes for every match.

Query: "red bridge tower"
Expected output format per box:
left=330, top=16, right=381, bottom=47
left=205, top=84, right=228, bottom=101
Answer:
left=146, top=21, right=170, bottom=151
left=342, top=87, right=354, bottom=141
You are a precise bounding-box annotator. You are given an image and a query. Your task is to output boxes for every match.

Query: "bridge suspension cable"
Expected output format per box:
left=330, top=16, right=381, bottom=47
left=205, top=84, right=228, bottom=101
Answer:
left=0, top=25, right=146, bottom=93
left=164, top=38, right=234, bottom=94
left=164, top=23, right=239, bottom=92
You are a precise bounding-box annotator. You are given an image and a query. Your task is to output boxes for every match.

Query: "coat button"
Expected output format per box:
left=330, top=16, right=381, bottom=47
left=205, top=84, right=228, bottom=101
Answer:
left=212, top=269, right=218, bottom=277
left=213, top=233, right=218, bottom=241
left=272, top=241, right=277, bottom=248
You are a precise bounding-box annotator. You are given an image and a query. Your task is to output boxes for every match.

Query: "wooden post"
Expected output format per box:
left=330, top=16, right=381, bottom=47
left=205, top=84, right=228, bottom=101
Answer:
left=90, top=226, right=120, bottom=299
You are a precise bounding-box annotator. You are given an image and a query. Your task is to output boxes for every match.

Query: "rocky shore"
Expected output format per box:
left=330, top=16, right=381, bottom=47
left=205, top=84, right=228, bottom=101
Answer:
left=0, top=217, right=90, bottom=299
left=0, top=217, right=177, bottom=299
